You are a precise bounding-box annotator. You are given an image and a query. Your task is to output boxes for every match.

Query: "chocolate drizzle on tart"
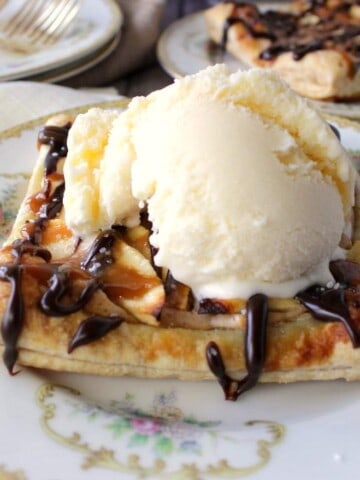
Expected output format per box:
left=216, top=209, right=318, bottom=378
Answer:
left=81, top=229, right=119, bottom=275
left=68, top=315, right=123, bottom=353
left=296, top=259, right=360, bottom=348
left=39, top=271, right=99, bottom=316
left=206, top=293, right=268, bottom=401
left=198, top=298, right=229, bottom=315
left=201, top=258, right=360, bottom=399
left=38, top=123, right=71, bottom=176
left=221, top=0, right=360, bottom=63
left=0, top=265, right=23, bottom=374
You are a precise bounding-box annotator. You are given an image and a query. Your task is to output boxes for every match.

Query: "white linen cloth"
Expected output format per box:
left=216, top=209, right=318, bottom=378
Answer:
left=0, top=81, right=121, bottom=131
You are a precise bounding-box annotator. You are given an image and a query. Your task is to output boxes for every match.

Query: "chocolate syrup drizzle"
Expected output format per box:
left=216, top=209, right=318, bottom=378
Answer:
left=206, top=294, right=268, bottom=401
left=0, top=265, right=23, bottom=374
left=81, top=229, right=119, bottom=275
left=204, top=258, right=360, bottom=400
left=40, top=228, right=124, bottom=317
left=198, top=298, right=228, bottom=315
left=221, top=0, right=360, bottom=63
left=38, top=123, right=71, bottom=176
left=68, top=315, right=123, bottom=353
left=296, top=260, right=360, bottom=347
left=39, top=272, right=99, bottom=316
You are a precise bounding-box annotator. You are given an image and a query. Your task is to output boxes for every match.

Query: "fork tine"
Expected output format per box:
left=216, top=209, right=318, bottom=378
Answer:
left=18, top=0, right=63, bottom=37
left=42, top=0, right=80, bottom=39
left=4, top=0, right=48, bottom=35
left=0, top=0, right=80, bottom=52
left=33, top=0, right=76, bottom=37
left=32, top=0, right=80, bottom=44
left=27, top=0, right=68, bottom=37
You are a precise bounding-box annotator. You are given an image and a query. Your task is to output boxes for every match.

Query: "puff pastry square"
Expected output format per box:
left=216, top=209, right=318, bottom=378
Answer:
left=204, top=0, right=360, bottom=101
left=1, top=113, right=360, bottom=401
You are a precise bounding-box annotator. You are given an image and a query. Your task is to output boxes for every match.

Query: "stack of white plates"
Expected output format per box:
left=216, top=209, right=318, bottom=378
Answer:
left=0, top=0, right=123, bottom=83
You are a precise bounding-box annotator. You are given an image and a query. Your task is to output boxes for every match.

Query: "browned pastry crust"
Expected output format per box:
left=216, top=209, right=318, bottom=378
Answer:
left=204, top=1, right=360, bottom=101
left=1, top=114, right=360, bottom=391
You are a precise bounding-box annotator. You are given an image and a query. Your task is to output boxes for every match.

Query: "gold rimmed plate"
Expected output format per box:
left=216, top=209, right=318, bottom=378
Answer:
left=1, top=106, right=360, bottom=479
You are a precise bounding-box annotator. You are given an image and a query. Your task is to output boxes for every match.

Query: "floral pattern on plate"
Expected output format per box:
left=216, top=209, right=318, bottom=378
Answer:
left=37, top=383, right=285, bottom=479
left=0, top=466, right=27, bottom=480
left=0, top=174, right=29, bottom=244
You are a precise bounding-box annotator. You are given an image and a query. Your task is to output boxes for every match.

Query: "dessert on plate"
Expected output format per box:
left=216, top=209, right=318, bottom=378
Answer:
left=204, top=0, right=360, bottom=101
left=0, top=65, right=360, bottom=401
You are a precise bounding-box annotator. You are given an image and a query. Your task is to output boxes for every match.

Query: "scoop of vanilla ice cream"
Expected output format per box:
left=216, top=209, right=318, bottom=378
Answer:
left=64, top=65, right=356, bottom=299
left=124, top=65, right=355, bottom=298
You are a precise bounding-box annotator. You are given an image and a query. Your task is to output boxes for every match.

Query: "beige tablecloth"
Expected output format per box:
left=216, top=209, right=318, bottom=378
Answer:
left=0, top=81, right=122, bottom=131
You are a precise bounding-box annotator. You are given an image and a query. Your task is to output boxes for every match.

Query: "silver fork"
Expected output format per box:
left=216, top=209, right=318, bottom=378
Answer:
left=1, top=0, right=80, bottom=52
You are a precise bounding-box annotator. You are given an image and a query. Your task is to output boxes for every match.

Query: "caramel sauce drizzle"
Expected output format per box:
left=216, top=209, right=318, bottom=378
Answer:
left=22, top=182, right=65, bottom=245
left=103, top=265, right=160, bottom=302
left=221, top=0, right=360, bottom=63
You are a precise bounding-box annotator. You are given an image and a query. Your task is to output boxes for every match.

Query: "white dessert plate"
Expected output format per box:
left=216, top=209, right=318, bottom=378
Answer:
left=157, top=8, right=360, bottom=120
left=0, top=0, right=122, bottom=81
left=1, top=105, right=360, bottom=480
left=25, top=33, right=120, bottom=84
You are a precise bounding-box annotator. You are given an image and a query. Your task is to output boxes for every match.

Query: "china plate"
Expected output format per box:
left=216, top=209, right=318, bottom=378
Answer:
left=1, top=105, right=360, bottom=480
left=25, top=33, right=120, bottom=84
left=157, top=10, right=360, bottom=120
left=0, top=0, right=122, bottom=81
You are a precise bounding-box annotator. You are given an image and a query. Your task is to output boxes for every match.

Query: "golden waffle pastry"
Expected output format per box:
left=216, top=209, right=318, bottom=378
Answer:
left=204, top=0, right=360, bottom=101
left=1, top=113, right=360, bottom=401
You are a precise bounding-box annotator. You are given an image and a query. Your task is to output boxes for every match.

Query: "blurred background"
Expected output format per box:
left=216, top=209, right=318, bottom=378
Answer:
left=62, top=0, right=228, bottom=94
left=0, top=0, right=286, bottom=96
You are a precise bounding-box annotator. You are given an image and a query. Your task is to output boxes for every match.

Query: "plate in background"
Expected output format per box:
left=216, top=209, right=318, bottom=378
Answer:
left=26, top=33, right=120, bottom=84
left=0, top=0, right=122, bottom=81
left=157, top=10, right=360, bottom=120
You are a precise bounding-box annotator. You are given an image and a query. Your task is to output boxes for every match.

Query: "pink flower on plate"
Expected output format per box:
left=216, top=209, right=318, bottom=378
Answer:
left=131, top=417, right=162, bottom=435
